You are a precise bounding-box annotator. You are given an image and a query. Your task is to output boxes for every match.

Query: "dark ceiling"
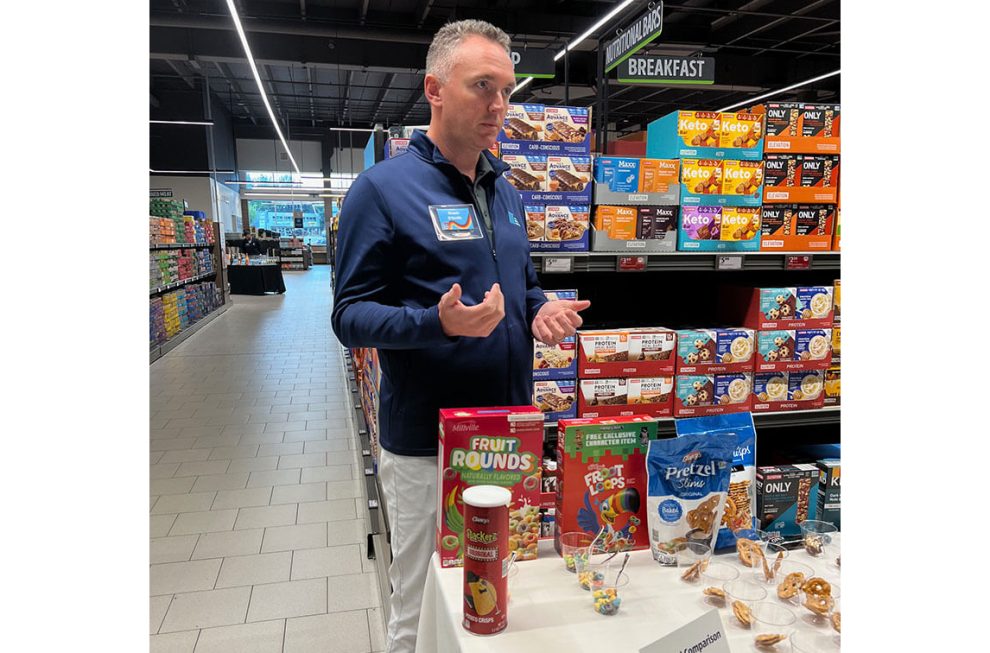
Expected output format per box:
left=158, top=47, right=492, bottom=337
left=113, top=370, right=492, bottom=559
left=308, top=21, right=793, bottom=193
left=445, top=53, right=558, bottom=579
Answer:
left=150, top=0, right=839, bottom=139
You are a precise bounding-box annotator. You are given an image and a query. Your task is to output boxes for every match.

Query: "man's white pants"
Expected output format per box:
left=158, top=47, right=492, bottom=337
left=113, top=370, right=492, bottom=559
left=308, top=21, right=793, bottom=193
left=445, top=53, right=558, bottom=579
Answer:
left=378, top=448, right=438, bottom=653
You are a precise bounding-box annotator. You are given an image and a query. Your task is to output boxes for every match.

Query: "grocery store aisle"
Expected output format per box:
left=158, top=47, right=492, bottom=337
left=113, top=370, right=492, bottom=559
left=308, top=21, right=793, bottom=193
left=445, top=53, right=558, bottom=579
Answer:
left=150, top=266, right=386, bottom=653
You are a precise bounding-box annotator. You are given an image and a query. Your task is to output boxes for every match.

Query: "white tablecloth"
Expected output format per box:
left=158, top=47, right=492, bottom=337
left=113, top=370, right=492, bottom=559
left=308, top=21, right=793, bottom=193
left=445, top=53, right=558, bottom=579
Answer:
left=416, top=539, right=840, bottom=652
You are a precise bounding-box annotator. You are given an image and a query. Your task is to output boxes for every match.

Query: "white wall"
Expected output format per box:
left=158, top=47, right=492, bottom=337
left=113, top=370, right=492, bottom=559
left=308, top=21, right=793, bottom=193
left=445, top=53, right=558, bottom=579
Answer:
left=236, top=139, right=323, bottom=173
left=329, top=147, right=365, bottom=175
left=212, top=181, right=241, bottom=233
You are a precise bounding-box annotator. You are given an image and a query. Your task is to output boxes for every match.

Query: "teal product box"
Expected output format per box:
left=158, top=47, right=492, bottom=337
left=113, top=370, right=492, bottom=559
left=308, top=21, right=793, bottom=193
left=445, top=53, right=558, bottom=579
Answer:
left=756, top=330, right=797, bottom=371
left=795, top=286, right=835, bottom=324
left=756, top=464, right=820, bottom=538
left=646, top=110, right=763, bottom=161
left=677, top=206, right=760, bottom=252
left=816, top=459, right=841, bottom=530
left=674, top=375, right=716, bottom=411
left=594, top=157, right=641, bottom=193
left=676, top=328, right=755, bottom=374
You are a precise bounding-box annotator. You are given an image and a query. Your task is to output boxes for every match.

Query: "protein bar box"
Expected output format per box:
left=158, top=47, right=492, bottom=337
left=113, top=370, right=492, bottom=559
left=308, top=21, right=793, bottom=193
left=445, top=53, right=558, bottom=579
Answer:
left=500, top=104, right=545, bottom=142
left=816, top=459, right=841, bottom=530
left=675, top=328, right=755, bottom=375
left=437, top=406, right=545, bottom=568
left=577, top=328, right=676, bottom=378
left=719, top=286, right=834, bottom=330
left=554, top=415, right=660, bottom=554
left=752, top=102, right=840, bottom=154
left=762, top=155, right=840, bottom=204
left=674, top=374, right=753, bottom=417
left=755, top=463, right=820, bottom=538
left=577, top=377, right=673, bottom=419
left=755, top=329, right=832, bottom=372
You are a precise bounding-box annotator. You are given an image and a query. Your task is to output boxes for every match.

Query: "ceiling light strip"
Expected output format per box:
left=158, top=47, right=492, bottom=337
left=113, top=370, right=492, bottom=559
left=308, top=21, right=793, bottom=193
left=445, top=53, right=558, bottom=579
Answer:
left=717, top=70, right=841, bottom=112
left=552, top=0, right=636, bottom=61
left=225, top=0, right=301, bottom=175
left=150, top=120, right=215, bottom=126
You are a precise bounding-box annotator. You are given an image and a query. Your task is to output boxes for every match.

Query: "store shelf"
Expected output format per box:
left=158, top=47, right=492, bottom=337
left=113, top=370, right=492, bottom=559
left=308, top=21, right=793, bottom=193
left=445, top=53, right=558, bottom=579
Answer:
left=149, top=270, right=217, bottom=296
left=543, top=406, right=840, bottom=437
left=531, top=251, right=840, bottom=273
left=150, top=300, right=229, bottom=364
left=150, top=243, right=213, bottom=250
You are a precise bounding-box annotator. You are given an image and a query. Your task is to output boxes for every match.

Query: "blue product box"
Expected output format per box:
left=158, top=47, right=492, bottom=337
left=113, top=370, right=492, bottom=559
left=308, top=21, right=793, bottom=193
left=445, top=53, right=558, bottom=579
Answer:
left=543, top=105, right=592, bottom=150
left=530, top=205, right=590, bottom=252
left=533, top=336, right=578, bottom=380
left=646, top=110, right=764, bottom=160
left=593, top=157, right=640, bottom=192
left=533, top=378, right=577, bottom=422
left=385, top=138, right=410, bottom=158
left=498, top=139, right=591, bottom=158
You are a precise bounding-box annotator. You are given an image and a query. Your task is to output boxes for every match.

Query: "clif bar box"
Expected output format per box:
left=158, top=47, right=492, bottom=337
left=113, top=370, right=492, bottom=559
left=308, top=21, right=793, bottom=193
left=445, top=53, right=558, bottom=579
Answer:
left=756, top=464, right=820, bottom=538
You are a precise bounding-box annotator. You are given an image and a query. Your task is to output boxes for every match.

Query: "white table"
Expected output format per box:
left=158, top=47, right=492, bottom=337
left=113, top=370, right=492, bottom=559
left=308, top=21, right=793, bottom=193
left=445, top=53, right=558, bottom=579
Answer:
left=416, top=539, right=840, bottom=652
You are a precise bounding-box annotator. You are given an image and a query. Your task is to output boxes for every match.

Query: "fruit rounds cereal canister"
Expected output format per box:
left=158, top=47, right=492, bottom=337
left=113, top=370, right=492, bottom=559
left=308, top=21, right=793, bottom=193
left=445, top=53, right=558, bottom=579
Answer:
left=462, top=485, right=512, bottom=636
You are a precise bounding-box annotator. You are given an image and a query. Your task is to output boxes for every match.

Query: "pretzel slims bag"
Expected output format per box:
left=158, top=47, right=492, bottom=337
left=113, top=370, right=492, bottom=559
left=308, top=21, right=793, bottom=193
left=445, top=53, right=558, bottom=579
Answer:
left=646, top=431, right=734, bottom=565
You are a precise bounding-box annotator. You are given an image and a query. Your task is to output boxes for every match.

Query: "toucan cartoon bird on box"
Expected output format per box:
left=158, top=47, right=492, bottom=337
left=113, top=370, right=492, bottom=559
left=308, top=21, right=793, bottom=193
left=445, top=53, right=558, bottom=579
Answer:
left=577, top=487, right=642, bottom=550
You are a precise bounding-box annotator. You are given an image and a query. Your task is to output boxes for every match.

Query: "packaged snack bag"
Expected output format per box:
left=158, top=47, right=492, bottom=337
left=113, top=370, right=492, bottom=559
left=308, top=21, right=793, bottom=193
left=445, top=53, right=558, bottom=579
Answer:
left=646, top=431, right=735, bottom=564
left=674, top=413, right=757, bottom=551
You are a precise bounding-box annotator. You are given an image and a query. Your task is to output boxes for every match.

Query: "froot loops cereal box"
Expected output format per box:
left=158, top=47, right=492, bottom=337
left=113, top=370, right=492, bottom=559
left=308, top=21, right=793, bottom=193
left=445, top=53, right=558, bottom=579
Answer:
left=437, top=407, right=544, bottom=568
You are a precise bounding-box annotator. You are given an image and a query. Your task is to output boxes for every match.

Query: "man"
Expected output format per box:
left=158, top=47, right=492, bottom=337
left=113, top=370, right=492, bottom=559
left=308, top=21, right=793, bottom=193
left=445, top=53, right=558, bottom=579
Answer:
left=331, top=20, right=589, bottom=653
left=241, top=230, right=261, bottom=256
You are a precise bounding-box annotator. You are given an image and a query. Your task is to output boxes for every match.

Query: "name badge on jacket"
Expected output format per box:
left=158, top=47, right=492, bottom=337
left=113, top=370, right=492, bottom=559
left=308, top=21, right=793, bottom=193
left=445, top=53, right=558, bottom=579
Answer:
left=428, top=204, right=484, bottom=241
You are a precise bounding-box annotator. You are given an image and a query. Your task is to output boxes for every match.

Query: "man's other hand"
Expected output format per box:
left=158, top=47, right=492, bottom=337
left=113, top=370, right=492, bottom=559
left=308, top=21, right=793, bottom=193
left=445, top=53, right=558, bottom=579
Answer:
left=438, top=283, right=506, bottom=338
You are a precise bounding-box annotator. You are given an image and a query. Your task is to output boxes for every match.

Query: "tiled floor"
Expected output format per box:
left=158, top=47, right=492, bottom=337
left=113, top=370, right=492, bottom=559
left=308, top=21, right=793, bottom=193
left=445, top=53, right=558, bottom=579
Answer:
left=150, top=267, right=386, bottom=653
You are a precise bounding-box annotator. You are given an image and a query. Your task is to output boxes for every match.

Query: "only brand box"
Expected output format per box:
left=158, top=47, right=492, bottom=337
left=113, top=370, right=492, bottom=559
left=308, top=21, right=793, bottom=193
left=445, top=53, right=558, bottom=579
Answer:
left=555, top=415, right=659, bottom=553
left=437, top=406, right=544, bottom=567
left=759, top=205, right=835, bottom=251
left=763, top=154, right=840, bottom=203
left=752, top=102, right=840, bottom=154
left=675, top=328, right=755, bottom=374
left=756, top=464, right=820, bottom=537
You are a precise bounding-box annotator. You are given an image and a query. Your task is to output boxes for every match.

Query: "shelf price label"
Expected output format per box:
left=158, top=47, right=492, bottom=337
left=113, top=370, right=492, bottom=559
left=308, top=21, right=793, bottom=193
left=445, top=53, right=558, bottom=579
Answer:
left=618, top=255, right=647, bottom=271
left=717, top=255, right=743, bottom=270
left=785, top=255, right=812, bottom=270
left=543, top=257, right=574, bottom=273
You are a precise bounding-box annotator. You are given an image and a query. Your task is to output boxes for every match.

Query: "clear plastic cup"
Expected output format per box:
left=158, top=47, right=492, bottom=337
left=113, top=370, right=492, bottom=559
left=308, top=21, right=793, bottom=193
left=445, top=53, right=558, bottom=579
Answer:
left=800, top=579, right=840, bottom=627
left=791, top=630, right=841, bottom=652
left=507, top=559, right=519, bottom=604
left=723, top=579, right=767, bottom=629
left=750, top=601, right=796, bottom=649
left=799, top=521, right=838, bottom=560
left=700, top=562, right=739, bottom=607
left=676, top=541, right=713, bottom=582
left=748, top=543, right=794, bottom=585
left=575, top=553, right=610, bottom=592
left=591, top=570, right=629, bottom=616
left=559, top=531, right=595, bottom=573
left=732, top=528, right=775, bottom=568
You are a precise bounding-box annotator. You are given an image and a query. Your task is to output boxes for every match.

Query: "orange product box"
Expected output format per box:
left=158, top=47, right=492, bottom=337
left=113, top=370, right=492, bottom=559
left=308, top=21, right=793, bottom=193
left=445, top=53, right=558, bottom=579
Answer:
left=763, top=154, right=840, bottom=203
left=719, top=112, right=764, bottom=149
left=554, top=415, right=659, bottom=554
left=609, top=209, right=639, bottom=241
left=721, top=160, right=764, bottom=198
left=678, top=111, right=721, bottom=148
left=578, top=377, right=673, bottom=419
left=752, top=102, right=840, bottom=154
left=760, top=205, right=834, bottom=251
left=832, top=208, right=841, bottom=251
left=577, top=329, right=676, bottom=378
left=638, top=159, right=680, bottom=194
left=437, top=406, right=545, bottom=567
left=681, top=159, right=723, bottom=195
left=593, top=205, right=636, bottom=234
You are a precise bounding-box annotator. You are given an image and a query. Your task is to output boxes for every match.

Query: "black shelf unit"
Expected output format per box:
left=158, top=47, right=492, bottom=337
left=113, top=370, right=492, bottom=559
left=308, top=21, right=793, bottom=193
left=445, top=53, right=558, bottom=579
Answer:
left=149, top=242, right=213, bottom=250
left=531, top=251, right=840, bottom=273
left=149, top=270, right=217, bottom=296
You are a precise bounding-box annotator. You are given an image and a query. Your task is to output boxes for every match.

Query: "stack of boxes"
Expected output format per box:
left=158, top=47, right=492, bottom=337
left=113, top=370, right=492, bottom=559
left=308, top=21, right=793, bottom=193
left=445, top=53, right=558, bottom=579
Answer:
left=753, top=103, right=841, bottom=252
left=590, top=157, right=680, bottom=252
left=162, top=292, right=180, bottom=339
left=672, top=327, right=756, bottom=417
left=646, top=110, right=765, bottom=252
left=532, top=290, right=580, bottom=423
left=824, top=280, right=840, bottom=406
left=498, top=104, right=592, bottom=252
left=149, top=281, right=222, bottom=349
left=175, top=289, right=189, bottom=330
left=150, top=199, right=187, bottom=244
left=150, top=298, right=166, bottom=347
left=720, top=285, right=836, bottom=412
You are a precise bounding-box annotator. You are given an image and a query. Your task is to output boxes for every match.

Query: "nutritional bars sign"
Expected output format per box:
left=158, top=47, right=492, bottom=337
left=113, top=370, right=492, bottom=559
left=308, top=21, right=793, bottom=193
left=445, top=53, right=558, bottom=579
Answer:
left=511, top=49, right=555, bottom=79
left=618, top=55, right=715, bottom=84
left=604, top=2, right=664, bottom=73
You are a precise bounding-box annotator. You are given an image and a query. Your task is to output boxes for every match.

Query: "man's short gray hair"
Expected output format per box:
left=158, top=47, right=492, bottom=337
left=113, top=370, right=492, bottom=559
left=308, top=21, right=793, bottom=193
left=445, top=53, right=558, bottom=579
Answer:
left=426, top=19, right=512, bottom=82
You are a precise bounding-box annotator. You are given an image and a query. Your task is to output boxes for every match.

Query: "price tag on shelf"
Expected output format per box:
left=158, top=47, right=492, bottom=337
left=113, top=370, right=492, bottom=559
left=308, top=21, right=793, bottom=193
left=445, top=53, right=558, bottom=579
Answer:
left=785, top=255, right=813, bottom=270
left=618, top=255, right=647, bottom=271
left=717, top=255, right=743, bottom=270
left=543, top=257, right=573, bottom=273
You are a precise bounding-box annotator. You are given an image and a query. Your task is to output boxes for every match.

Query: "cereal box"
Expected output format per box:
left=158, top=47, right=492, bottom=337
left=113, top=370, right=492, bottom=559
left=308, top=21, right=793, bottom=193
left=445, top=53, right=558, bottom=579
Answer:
left=816, top=459, right=841, bottom=529
left=720, top=160, right=764, bottom=198
left=554, top=415, right=659, bottom=553
left=796, top=286, right=835, bottom=324
left=547, top=156, right=592, bottom=195
left=533, top=337, right=577, bottom=380
left=681, top=159, right=723, bottom=195
left=677, top=206, right=721, bottom=250
left=593, top=157, right=641, bottom=193
left=533, top=379, right=577, bottom=421
left=719, top=112, right=764, bottom=150
left=500, top=103, right=545, bottom=141
left=824, top=366, right=840, bottom=407
left=543, top=106, right=591, bottom=148
left=524, top=205, right=545, bottom=242
left=714, top=373, right=754, bottom=410
left=537, top=205, right=590, bottom=252
left=676, top=328, right=754, bottom=374
left=720, top=286, right=834, bottom=330
left=638, top=159, right=680, bottom=194
left=437, top=406, right=544, bottom=568
left=756, top=464, right=820, bottom=538
left=502, top=154, right=547, bottom=192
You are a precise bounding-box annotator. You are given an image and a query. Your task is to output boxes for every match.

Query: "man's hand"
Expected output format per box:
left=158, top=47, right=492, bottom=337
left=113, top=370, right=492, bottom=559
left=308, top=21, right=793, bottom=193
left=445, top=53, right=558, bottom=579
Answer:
left=438, top=283, right=506, bottom=338
left=532, top=299, right=591, bottom=346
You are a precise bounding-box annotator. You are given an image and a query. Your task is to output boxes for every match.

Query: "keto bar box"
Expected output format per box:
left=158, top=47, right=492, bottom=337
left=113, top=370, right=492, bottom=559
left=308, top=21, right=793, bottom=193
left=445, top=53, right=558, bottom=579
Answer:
left=554, top=415, right=659, bottom=554
left=756, top=464, right=821, bottom=538
left=646, top=110, right=762, bottom=160
left=437, top=406, right=545, bottom=567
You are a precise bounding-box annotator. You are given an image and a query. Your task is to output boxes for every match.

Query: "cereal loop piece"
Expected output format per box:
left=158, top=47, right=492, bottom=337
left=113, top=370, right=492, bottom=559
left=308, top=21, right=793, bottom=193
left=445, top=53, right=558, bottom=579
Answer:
left=732, top=600, right=753, bottom=627
left=755, top=634, right=787, bottom=648
left=801, top=577, right=831, bottom=597
left=777, top=572, right=805, bottom=599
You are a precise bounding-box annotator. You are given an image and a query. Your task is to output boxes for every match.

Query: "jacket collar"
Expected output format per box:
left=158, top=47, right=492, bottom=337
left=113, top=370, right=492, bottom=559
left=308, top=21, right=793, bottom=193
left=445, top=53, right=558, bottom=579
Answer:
left=409, top=129, right=510, bottom=176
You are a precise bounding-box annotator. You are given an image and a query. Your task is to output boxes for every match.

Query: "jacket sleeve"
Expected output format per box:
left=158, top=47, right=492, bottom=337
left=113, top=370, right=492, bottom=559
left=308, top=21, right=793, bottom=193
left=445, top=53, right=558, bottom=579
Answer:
left=331, top=173, right=458, bottom=350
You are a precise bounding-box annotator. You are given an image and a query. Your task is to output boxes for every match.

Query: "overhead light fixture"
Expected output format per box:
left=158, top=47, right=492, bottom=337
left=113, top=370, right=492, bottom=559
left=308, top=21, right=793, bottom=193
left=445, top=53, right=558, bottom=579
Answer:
left=225, top=181, right=304, bottom=186
left=151, top=169, right=236, bottom=174
left=718, top=70, right=841, bottom=112
left=326, top=127, right=376, bottom=132
left=224, top=0, right=301, bottom=175
left=553, top=0, right=636, bottom=61
left=150, top=120, right=215, bottom=126
left=513, top=77, right=534, bottom=96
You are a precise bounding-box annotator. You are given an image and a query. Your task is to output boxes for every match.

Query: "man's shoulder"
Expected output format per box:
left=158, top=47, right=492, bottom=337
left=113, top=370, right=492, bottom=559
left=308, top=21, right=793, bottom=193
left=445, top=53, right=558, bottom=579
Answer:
left=358, top=151, right=435, bottom=188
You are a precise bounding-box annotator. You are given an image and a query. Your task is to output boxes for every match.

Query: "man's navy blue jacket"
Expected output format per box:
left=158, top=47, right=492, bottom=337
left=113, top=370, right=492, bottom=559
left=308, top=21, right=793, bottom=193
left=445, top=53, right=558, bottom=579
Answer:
left=331, top=131, right=547, bottom=456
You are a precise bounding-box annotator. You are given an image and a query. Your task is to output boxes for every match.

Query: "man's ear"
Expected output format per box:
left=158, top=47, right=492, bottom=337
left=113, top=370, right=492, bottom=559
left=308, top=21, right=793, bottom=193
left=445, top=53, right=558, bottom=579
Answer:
left=424, top=73, right=443, bottom=109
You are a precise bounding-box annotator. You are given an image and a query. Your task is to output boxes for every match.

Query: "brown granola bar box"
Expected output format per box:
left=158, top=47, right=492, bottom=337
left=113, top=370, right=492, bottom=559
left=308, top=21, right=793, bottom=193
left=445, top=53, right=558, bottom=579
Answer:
left=577, top=329, right=676, bottom=378
left=755, top=464, right=820, bottom=538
